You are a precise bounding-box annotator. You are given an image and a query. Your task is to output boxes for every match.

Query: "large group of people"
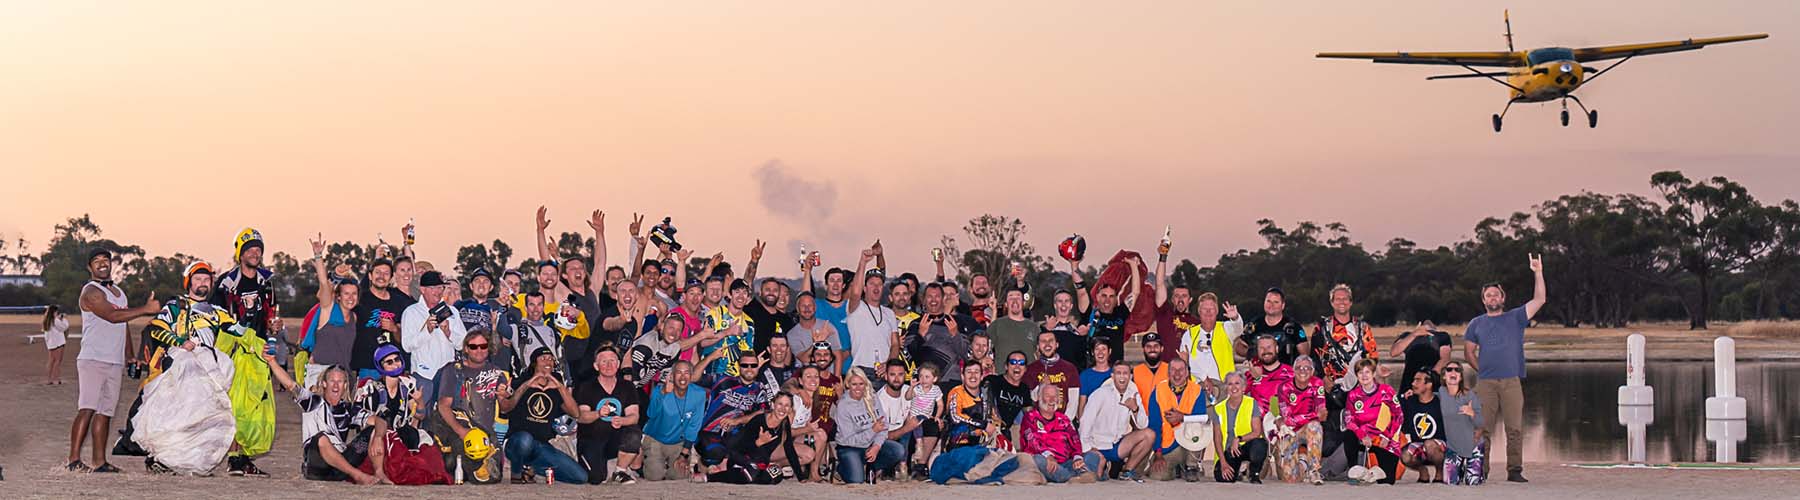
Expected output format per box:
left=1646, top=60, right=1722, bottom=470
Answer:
left=59, top=208, right=1548, bottom=488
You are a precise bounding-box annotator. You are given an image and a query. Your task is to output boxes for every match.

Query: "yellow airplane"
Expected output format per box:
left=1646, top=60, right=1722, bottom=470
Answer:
left=1318, top=12, right=1767, bottom=132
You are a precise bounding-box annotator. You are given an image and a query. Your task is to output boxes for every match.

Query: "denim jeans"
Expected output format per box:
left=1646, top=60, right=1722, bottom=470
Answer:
left=505, top=432, right=588, bottom=484
left=835, top=440, right=905, bottom=483
left=1031, top=451, right=1104, bottom=483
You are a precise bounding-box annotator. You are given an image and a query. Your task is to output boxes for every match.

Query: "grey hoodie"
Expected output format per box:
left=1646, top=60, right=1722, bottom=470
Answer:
left=832, top=394, right=887, bottom=449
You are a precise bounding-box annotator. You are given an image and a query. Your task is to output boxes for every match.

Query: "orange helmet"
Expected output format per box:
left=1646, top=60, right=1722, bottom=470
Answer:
left=183, top=261, right=215, bottom=290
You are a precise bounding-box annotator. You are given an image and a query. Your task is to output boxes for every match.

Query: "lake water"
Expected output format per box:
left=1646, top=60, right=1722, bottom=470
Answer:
left=1500, top=361, right=1800, bottom=464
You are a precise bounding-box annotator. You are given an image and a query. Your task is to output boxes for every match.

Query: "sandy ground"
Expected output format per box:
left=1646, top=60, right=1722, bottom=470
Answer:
left=2, top=315, right=1797, bottom=498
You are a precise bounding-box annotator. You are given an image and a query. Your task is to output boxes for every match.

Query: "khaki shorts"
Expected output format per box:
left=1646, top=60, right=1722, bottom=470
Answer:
left=77, top=360, right=124, bottom=416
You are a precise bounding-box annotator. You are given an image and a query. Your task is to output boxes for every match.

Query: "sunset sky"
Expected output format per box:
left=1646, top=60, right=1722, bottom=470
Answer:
left=4, top=1, right=1796, bottom=277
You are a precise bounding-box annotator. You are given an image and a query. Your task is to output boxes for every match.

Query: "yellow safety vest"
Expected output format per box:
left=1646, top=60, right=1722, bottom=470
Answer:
left=1187, top=322, right=1235, bottom=376
left=1213, top=395, right=1256, bottom=442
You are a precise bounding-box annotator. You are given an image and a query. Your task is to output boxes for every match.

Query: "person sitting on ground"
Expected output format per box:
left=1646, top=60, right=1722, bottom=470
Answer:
left=642, top=360, right=708, bottom=482
left=1020, top=383, right=1102, bottom=483
left=708, top=392, right=806, bottom=484
left=697, top=349, right=773, bottom=473
left=356, top=344, right=446, bottom=485
left=942, top=362, right=997, bottom=453
left=574, top=347, right=643, bottom=484
left=502, top=347, right=587, bottom=485
left=1078, top=363, right=1153, bottom=482
left=1211, top=371, right=1268, bottom=484
left=1344, top=358, right=1404, bottom=485
left=1146, top=357, right=1209, bottom=482
left=429, top=330, right=513, bottom=484
left=781, top=372, right=828, bottom=483
left=1437, top=360, right=1486, bottom=485
left=831, top=369, right=906, bottom=483
left=1400, top=369, right=1449, bottom=483
left=1273, top=356, right=1328, bottom=484
left=263, top=358, right=380, bottom=485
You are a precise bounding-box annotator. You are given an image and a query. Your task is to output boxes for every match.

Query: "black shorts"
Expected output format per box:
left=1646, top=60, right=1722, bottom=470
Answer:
left=302, top=432, right=370, bottom=481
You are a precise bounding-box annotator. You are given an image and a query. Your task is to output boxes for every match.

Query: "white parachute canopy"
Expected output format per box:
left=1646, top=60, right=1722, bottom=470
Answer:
left=131, top=344, right=238, bottom=475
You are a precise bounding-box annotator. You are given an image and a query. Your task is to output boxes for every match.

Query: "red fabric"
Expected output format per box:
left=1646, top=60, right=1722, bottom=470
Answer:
left=358, top=431, right=452, bottom=485
left=1092, top=250, right=1157, bottom=338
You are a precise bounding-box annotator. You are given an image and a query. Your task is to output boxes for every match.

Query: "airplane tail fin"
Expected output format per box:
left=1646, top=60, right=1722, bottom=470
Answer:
left=1503, top=10, right=1515, bottom=52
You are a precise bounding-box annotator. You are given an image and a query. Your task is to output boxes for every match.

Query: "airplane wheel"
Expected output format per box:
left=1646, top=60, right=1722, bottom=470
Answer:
left=1588, top=110, right=1599, bottom=128
left=1492, top=114, right=1503, bottom=133
left=1561, top=110, right=1570, bottom=127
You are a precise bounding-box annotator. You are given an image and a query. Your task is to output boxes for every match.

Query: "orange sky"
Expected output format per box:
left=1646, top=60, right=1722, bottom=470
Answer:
left=3, top=1, right=1796, bottom=276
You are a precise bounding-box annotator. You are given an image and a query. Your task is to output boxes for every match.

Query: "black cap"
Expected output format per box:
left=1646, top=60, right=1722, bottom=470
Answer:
left=729, top=278, right=751, bottom=293
left=470, top=267, right=492, bottom=280
left=87, top=248, right=113, bottom=265
left=1141, top=332, right=1163, bottom=346
left=419, top=270, right=448, bottom=287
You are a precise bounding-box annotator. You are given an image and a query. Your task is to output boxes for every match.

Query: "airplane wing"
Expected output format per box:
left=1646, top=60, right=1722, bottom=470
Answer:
left=1315, top=50, right=1521, bottom=67
left=1572, top=34, right=1768, bottom=62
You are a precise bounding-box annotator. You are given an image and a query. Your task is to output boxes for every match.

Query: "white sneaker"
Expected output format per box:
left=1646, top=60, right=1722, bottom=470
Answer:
left=1347, top=465, right=1368, bottom=484
left=1365, top=466, right=1387, bottom=483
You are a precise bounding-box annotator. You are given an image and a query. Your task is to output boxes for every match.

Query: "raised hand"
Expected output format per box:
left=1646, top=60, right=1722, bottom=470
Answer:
left=749, top=240, right=766, bottom=263
left=871, top=240, right=884, bottom=256
left=711, top=252, right=726, bottom=265
left=677, top=248, right=695, bottom=263
left=1222, top=302, right=1239, bottom=320
left=1528, top=253, right=1543, bottom=273
left=629, top=213, right=645, bottom=237
left=536, top=206, right=551, bottom=232
left=588, top=210, right=606, bottom=233
left=310, top=233, right=326, bottom=258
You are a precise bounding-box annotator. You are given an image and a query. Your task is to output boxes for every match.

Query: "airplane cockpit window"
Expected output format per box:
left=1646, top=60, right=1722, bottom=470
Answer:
left=1528, top=47, right=1575, bottom=65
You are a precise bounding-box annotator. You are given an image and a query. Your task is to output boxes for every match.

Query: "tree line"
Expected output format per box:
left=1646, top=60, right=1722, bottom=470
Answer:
left=5, top=170, right=1794, bottom=330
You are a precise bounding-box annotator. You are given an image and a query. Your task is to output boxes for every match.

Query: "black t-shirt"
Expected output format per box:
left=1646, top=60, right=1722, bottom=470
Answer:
left=1400, top=330, right=1453, bottom=387
left=1245, top=315, right=1308, bottom=365
left=743, top=301, right=794, bottom=353
left=1085, top=305, right=1129, bottom=367
left=351, top=287, right=416, bottom=371
left=573, top=377, right=641, bottom=441
left=1401, top=395, right=1446, bottom=443
left=210, top=267, right=276, bottom=334
left=759, top=362, right=795, bottom=391
left=509, top=374, right=569, bottom=443
left=982, top=374, right=1033, bottom=431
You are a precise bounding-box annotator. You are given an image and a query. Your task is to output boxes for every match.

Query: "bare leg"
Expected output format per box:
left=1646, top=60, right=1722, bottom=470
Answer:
left=1121, top=429, right=1154, bottom=470
left=89, top=415, right=111, bottom=466
left=69, top=409, right=95, bottom=464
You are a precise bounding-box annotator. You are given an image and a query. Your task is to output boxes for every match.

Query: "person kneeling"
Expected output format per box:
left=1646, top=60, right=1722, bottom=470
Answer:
left=503, top=347, right=588, bottom=484
left=1211, top=372, right=1267, bottom=483
left=1020, top=384, right=1102, bottom=483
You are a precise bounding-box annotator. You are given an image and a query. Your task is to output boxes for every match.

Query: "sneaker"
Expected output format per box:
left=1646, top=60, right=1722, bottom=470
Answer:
left=1249, top=474, right=1263, bottom=484
left=237, top=458, right=269, bottom=477
left=1507, top=471, right=1529, bottom=483
left=1364, top=466, right=1387, bottom=484
left=511, top=473, right=532, bottom=484
left=226, top=456, right=245, bottom=476
left=91, top=463, right=122, bottom=474
left=1182, top=465, right=1200, bottom=483
left=1347, top=465, right=1367, bottom=485
left=65, top=461, right=91, bottom=473
left=146, top=460, right=174, bottom=475
left=1121, top=470, right=1145, bottom=483
left=611, top=471, right=637, bottom=485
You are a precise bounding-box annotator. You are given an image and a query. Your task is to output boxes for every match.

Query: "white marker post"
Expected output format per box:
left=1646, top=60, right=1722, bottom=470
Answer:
left=1616, top=333, right=1654, bottom=463
left=1704, top=336, right=1746, bottom=463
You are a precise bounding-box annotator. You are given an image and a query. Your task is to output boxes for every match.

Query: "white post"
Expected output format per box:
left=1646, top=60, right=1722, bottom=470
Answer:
left=1616, top=333, right=1654, bottom=463
left=1704, top=337, right=1746, bottom=463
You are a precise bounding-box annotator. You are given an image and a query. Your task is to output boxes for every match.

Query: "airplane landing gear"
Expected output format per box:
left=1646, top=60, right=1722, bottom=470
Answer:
left=1588, top=109, right=1599, bottom=128
left=1492, top=98, right=1519, bottom=133
left=1492, top=114, right=1503, bottom=132
left=1561, top=110, right=1570, bottom=127
left=1568, top=95, right=1598, bottom=129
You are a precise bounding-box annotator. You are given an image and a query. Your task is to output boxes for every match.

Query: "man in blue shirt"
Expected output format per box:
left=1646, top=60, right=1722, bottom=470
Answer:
left=642, top=360, right=708, bottom=481
left=1463, top=254, right=1546, bottom=483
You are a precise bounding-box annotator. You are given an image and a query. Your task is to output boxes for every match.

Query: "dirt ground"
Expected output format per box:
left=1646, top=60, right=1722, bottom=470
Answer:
left=1, top=315, right=1796, bottom=498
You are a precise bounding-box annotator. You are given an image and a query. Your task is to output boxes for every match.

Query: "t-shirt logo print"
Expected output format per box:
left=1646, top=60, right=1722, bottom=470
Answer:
left=527, top=392, right=553, bottom=421
left=1412, top=413, right=1439, bottom=440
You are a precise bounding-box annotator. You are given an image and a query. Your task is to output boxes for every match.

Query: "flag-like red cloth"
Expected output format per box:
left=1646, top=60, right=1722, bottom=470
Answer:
left=1091, top=250, right=1157, bottom=338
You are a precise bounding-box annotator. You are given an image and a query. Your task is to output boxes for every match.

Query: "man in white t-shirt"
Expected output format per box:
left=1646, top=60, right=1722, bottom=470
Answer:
left=845, top=245, right=900, bottom=379
left=67, top=248, right=159, bottom=473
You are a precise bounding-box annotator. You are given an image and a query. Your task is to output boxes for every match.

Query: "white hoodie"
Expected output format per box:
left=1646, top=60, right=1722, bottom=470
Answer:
left=1079, top=380, right=1150, bottom=452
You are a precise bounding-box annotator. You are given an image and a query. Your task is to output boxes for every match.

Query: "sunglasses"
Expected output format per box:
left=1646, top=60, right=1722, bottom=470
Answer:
left=1007, top=358, right=1028, bottom=366
left=661, top=267, right=675, bottom=275
left=466, top=343, right=490, bottom=351
left=1443, top=366, right=1462, bottom=373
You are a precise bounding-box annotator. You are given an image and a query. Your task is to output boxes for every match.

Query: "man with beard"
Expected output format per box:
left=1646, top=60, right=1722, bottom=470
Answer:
left=135, top=262, right=255, bottom=475
left=903, top=283, right=977, bottom=386
left=1464, top=254, right=1546, bottom=483
left=760, top=336, right=799, bottom=389
left=801, top=258, right=854, bottom=372
left=534, top=207, right=613, bottom=323
left=67, top=249, right=158, bottom=473
left=697, top=350, right=772, bottom=471
left=1236, top=288, right=1307, bottom=365
left=987, top=289, right=1039, bottom=367
left=699, top=279, right=757, bottom=383
left=630, top=311, right=713, bottom=392
left=209, top=229, right=284, bottom=477
left=429, top=330, right=513, bottom=484
left=353, top=258, right=413, bottom=380
left=744, top=276, right=794, bottom=352
left=597, top=280, right=652, bottom=355
left=1152, top=246, right=1198, bottom=364
left=785, top=292, right=844, bottom=375
left=508, top=292, right=562, bottom=377
left=1132, top=333, right=1170, bottom=411
left=1245, top=335, right=1293, bottom=413
left=1073, top=255, right=1141, bottom=368
left=805, top=343, right=844, bottom=438
left=888, top=280, right=920, bottom=338
left=1021, top=331, right=1080, bottom=416
left=983, top=351, right=1034, bottom=444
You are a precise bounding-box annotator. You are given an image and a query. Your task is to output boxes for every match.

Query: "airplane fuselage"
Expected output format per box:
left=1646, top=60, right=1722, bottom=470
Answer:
left=1507, top=57, right=1585, bottom=103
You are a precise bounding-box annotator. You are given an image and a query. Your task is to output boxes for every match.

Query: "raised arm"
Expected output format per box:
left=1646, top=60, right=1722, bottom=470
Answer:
left=81, top=285, right=156, bottom=324
left=846, top=249, right=873, bottom=314
left=535, top=206, right=554, bottom=262
left=1122, top=256, right=1144, bottom=311
left=310, top=234, right=333, bottom=307
left=1071, top=259, right=1090, bottom=313
left=588, top=210, right=608, bottom=295
left=800, top=255, right=816, bottom=295
left=1154, top=254, right=1169, bottom=307
left=1524, top=253, right=1547, bottom=320
left=743, top=240, right=765, bottom=285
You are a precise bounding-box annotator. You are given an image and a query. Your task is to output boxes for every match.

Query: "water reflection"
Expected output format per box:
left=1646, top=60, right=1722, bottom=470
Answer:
left=1498, top=361, right=1799, bottom=463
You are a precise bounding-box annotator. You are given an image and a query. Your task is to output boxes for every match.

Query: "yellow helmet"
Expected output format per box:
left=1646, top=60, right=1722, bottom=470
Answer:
left=462, top=428, right=494, bottom=461
left=233, top=228, right=264, bottom=262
